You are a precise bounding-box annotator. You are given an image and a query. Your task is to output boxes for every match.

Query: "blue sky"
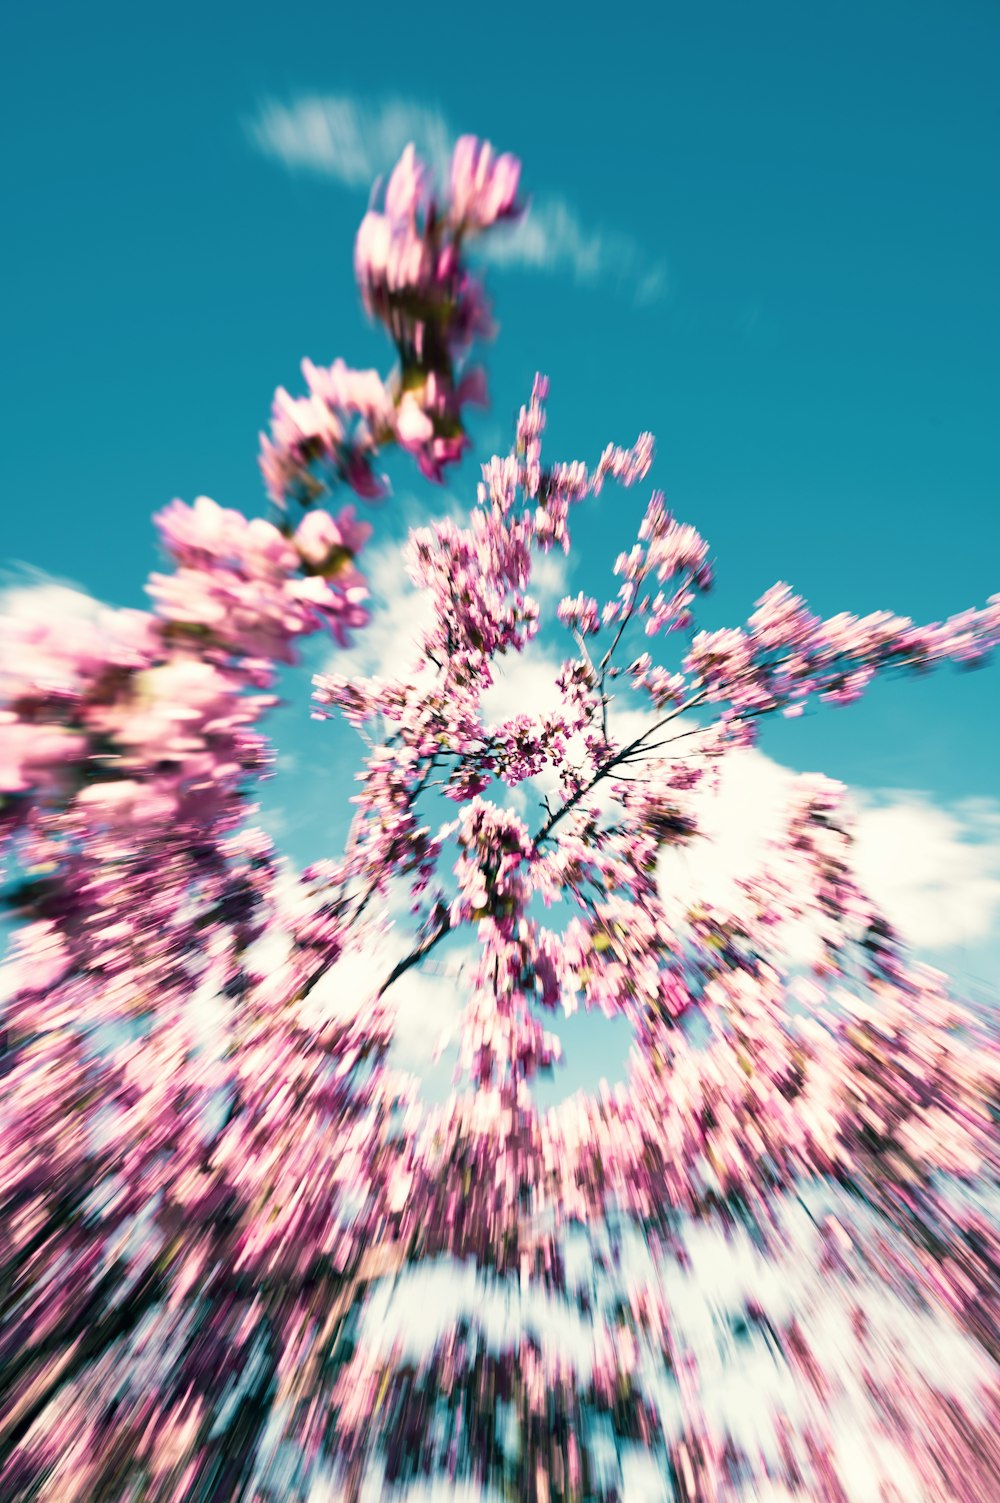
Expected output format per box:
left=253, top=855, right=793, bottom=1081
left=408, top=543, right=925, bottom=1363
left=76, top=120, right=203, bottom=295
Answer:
left=3, top=0, right=999, bottom=1099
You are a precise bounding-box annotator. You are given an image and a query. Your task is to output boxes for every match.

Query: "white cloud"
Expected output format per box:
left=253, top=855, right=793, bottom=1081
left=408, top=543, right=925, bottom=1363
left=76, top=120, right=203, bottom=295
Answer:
left=253, top=802, right=290, bottom=842
left=292, top=876, right=472, bottom=1077
left=617, top=1449, right=671, bottom=1503
left=246, top=93, right=454, bottom=187
left=480, top=641, right=566, bottom=728
left=328, top=522, right=437, bottom=684
left=480, top=198, right=668, bottom=304
left=0, top=572, right=121, bottom=687
left=245, top=93, right=667, bottom=301
left=655, top=747, right=1000, bottom=955
left=365, top=1482, right=499, bottom=1503
left=527, top=546, right=570, bottom=609
left=0, top=577, right=102, bottom=624
left=387, top=952, right=471, bottom=1071
left=359, top=1254, right=598, bottom=1374
left=657, top=746, right=798, bottom=915
left=852, top=791, right=1000, bottom=951
left=233, top=859, right=464, bottom=1079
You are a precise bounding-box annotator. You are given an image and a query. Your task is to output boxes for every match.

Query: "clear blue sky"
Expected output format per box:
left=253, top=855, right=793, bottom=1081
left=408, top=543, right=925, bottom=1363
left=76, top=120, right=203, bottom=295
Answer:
left=3, top=0, right=999, bottom=1095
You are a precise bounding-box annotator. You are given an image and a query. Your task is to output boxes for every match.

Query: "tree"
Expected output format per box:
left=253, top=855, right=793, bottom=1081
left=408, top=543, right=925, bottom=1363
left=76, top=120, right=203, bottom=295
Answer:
left=1, top=136, right=998, bottom=1503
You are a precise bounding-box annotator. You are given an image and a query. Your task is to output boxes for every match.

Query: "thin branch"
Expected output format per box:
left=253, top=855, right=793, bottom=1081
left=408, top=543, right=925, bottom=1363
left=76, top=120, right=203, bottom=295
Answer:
left=376, top=914, right=453, bottom=999
left=531, top=688, right=709, bottom=848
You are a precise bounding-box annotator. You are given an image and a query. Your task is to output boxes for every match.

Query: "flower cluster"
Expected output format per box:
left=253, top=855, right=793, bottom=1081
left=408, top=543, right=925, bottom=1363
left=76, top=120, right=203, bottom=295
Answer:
left=686, top=580, right=1000, bottom=719
left=150, top=494, right=371, bottom=658
left=261, top=137, right=520, bottom=509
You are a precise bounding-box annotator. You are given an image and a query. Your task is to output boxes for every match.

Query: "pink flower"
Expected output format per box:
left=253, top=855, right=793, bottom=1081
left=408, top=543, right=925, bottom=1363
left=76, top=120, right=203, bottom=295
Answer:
left=556, top=593, right=601, bottom=636
left=395, top=392, right=435, bottom=450
left=450, top=136, right=522, bottom=229
left=294, top=507, right=372, bottom=574
left=384, top=143, right=429, bottom=220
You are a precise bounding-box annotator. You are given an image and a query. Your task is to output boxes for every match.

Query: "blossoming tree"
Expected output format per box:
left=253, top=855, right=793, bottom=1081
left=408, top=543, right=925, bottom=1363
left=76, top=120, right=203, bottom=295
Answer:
left=1, top=137, right=998, bottom=1502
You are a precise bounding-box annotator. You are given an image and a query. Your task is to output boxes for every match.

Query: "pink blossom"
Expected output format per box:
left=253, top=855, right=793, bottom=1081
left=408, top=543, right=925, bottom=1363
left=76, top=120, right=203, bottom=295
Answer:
left=450, top=135, right=522, bottom=229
